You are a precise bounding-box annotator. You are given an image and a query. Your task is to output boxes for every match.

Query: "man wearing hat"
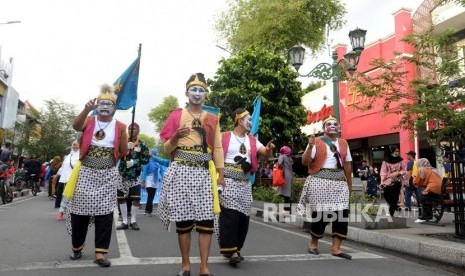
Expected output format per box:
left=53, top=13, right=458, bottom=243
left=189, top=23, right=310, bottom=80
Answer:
left=218, top=107, right=275, bottom=266
left=404, top=150, right=421, bottom=212
left=116, top=122, right=150, bottom=231
left=159, top=73, right=225, bottom=276
left=298, top=115, right=353, bottom=260
left=68, top=84, right=128, bottom=267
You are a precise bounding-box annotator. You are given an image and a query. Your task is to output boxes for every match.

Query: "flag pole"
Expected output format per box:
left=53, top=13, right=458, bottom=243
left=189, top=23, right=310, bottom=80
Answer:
left=129, top=43, right=142, bottom=141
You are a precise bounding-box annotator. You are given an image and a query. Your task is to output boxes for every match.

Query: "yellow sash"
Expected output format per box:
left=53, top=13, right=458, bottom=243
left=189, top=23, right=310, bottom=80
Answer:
left=207, top=148, right=220, bottom=215
left=62, top=161, right=82, bottom=200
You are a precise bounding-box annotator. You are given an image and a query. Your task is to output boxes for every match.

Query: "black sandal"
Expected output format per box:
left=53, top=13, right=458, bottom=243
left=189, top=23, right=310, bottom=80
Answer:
left=94, top=258, right=111, bottom=267
left=332, top=252, right=352, bottom=260
left=229, top=256, right=241, bottom=267
left=308, top=248, right=319, bottom=255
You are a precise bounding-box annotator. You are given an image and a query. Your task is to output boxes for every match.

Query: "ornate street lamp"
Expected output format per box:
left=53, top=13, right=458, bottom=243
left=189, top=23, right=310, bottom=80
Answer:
left=288, top=28, right=367, bottom=123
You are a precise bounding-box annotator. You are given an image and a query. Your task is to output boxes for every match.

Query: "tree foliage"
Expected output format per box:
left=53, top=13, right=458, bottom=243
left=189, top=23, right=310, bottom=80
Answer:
left=19, top=99, right=78, bottom=161
left=303, top=81, right=325, bottom=94
left=138, top=134, right=156, bottom=150
left=350, top=26, right=465, bottom=140
left=208, top=47, right=307, bottom=150
left=216, top=0, right=346, bottom=54
left=148, top=95, right=179, bottom=132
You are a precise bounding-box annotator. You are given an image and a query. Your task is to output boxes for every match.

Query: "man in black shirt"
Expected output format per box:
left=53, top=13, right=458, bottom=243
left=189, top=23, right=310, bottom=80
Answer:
left=0, top=142, right=12, bottom=162
left=24, top=154, right=42, bottom=191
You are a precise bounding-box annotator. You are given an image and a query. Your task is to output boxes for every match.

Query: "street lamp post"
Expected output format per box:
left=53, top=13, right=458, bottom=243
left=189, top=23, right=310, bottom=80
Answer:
left=288, top=28, right=367, bottom=123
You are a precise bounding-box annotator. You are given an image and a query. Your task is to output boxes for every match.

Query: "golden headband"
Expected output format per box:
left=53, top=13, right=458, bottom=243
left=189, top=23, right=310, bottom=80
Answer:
left=186, top=75, right=208, bottom=90
left=323, top=115, right=338, bottom=125
left=98, top=84, right=117, bottom=103
left=235, top=111, right=249, bottom=122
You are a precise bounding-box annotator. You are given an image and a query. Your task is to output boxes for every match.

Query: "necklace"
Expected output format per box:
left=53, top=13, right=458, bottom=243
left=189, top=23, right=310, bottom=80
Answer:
left=187, top=109, right=203, bottom=128
left=94, top=119, right=112, bottom=140
left=233, top=132, right=247, bottom=155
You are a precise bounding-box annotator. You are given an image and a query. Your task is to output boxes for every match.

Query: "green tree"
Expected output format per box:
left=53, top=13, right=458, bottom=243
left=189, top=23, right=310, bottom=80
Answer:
left=303, top=81, right=325, bottom=94
left=138, top=134, right=156, bottom=150
left=21, top=100, right=78, bottom=161
left=209, top=47, right=307, bottom=150
left=148, top=96, right=179, bottom=132
left=350, top=27, right=465, bottom=141
left=216, top=0, right=346, bottom=54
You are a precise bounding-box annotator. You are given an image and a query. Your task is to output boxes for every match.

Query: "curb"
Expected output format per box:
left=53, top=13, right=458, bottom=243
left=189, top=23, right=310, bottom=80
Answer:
left=252, top=206, right=465, bottom=268
left=13, top=189, right=30, bottom=198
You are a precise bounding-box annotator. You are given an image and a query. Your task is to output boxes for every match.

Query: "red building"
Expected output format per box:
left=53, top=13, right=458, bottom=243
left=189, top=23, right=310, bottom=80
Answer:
left=338, top=8, right=419, bottom=169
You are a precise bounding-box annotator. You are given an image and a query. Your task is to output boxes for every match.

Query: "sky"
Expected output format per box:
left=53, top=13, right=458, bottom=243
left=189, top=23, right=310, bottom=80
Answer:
left=0, top=0, right=425, bottom=137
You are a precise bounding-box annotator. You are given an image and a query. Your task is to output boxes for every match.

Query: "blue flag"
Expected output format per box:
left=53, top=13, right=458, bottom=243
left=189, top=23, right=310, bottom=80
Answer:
left=113, top=54, right=140, bottom=110
left=249, top=96, right=262, bottom=183
left=251, top=96, right=262, bottom=136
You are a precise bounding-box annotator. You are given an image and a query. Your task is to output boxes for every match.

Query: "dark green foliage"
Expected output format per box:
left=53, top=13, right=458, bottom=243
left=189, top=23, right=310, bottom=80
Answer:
left=208, top=47, right=307, bottom=150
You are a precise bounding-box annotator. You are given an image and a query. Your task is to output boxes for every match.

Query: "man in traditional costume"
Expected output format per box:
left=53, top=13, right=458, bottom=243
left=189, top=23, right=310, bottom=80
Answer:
left=158, top=73, right=224, bottom=276
left=298, top=115, right=353, bottom=259
left=68, top=84, right=128, bottom=267
left=116, top=122, right=150, bottom=231
left=219, top=108, right=274, bottom=266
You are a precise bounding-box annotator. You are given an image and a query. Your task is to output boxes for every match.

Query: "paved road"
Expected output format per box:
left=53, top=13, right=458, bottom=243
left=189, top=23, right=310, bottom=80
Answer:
left=0, top=192, right=461, bottom=276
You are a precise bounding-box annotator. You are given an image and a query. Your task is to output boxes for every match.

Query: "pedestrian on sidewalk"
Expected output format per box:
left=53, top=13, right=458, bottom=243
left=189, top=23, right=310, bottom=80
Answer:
left=404, top=151, right=421, bottom=212
left=413, top=158, right=442, bottom=223
left=357, top=160, right=369, bottom=195
left=67, top=84, right=128, bottom=267
left=218, top=108, right=274, bottom=266
left=276, top=145, right=294, bottom=214
left=140, top=148, right=169, bottom=217
left=298, top=115, right=353, bottom=260
left=380, top=145, right=406, bottom=216
left=158, top=73, right=225, bottom=276
left=56, top=141, right=80, bottom=220
left=366, top=165, right=378, bottom=198
left=116, top=122, right=150, bottom=231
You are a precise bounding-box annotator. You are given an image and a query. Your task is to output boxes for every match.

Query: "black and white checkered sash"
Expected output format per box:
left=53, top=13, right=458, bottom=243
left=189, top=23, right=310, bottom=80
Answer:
left=224, top=162, right=249, bottom=181
left=173, top=146, right=212, bottom=168
left=81, top=145, right=115, bottom=169
left=313, top=168, right=346, bottom=181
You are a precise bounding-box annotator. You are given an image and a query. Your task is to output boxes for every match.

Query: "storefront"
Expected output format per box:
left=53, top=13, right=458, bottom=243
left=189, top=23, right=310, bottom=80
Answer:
left=301, top=8, right=418, bottom=173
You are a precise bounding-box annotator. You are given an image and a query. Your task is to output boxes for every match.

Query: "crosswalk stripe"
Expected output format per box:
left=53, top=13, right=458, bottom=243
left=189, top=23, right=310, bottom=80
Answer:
left=0, top=252, right=385, bottom=272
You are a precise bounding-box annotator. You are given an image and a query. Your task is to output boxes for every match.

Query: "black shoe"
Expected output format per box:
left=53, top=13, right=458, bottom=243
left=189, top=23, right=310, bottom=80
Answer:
left=229, top=256, right=241, bottom=267
left=177, top=271, right=190, bottom=276
left=70, top=251, right=82, bottom=260
left=130, top=222, right=140, bottom=230
left=237, top=251, right=244, bottom=261
left=94, top=258, right=111, bottom=267
left=116, top=223, right=129, bottom=230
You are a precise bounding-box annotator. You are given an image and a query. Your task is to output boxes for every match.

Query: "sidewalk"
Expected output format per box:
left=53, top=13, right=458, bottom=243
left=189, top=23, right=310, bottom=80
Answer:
left=252, top=201, right=465, bottom=268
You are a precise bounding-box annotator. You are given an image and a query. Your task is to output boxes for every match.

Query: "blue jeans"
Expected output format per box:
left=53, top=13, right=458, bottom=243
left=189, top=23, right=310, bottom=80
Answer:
left=404, top=183, right=422, bottom=211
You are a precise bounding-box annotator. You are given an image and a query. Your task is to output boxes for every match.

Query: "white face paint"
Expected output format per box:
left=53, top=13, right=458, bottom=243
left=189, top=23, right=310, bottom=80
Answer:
left=72, top=142, right=79, bottom=152
left=187, top=85, right=206, bottom=105
left=241, top=115, right=252, bottom=131
left=97, top=100, right=115, bottom=116
left=324, top=120, right=340, bottom=134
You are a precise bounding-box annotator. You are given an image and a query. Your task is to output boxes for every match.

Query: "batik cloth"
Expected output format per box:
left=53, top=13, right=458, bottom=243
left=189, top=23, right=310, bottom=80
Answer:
left=297, top=169, right=349, bottom=215
left=158, top=152, right=214, bottom=231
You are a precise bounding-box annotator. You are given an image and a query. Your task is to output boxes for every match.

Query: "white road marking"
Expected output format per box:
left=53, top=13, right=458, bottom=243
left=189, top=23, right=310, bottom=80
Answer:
left=113, top=211, right=133, bottom=258
left=0, top=207, right=384, bottom=272
left=0, top=252, right=384, bottom=272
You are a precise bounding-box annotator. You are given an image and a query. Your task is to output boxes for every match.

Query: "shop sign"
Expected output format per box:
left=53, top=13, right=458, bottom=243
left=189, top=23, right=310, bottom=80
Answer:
left=306, top=104, right=333, bottom=124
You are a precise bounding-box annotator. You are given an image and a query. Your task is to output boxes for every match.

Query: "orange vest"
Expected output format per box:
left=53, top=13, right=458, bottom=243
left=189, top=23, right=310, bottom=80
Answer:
left=308, top=137, right=349, bottom=174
